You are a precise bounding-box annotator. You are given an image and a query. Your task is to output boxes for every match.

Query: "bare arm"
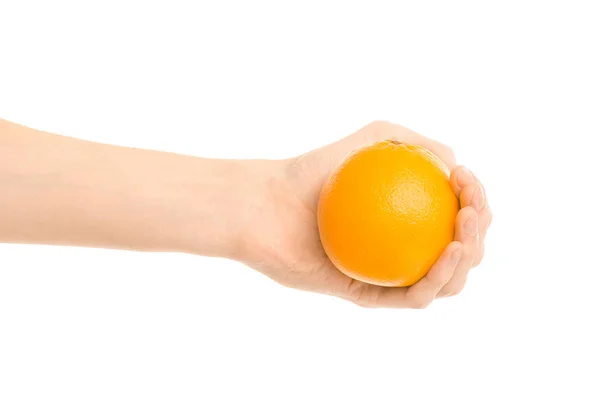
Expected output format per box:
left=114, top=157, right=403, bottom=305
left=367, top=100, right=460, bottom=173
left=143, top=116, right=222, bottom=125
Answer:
left=0, top=118, right=275, bottom=258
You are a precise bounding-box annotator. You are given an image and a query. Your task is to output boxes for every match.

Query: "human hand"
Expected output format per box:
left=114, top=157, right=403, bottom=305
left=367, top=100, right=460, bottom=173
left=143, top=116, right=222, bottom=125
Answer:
left=0, top=118, right=491, bottom=308
left=238, top=121, right=492, bottom=308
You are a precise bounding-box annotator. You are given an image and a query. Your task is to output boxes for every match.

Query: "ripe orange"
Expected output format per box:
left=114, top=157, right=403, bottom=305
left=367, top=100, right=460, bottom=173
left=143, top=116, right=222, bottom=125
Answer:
left=317, top=140, right=459, bottom=287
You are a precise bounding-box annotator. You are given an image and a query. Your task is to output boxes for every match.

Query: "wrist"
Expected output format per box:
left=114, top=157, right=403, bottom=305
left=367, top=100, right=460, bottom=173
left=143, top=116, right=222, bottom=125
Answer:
left=166, top=156, right=288, bottom=260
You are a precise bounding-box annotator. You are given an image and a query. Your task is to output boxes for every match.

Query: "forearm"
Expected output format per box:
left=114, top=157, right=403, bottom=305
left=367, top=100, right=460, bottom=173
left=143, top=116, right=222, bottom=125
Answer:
left=0, top=119, right=275, bottom=258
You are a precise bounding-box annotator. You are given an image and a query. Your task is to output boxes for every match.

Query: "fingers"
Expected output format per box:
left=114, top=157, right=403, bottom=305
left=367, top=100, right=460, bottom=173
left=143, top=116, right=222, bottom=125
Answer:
left=347, top=241, right=463, bottom=309
left=401, top=241, right=463, bottom=308
left=450, top=166, right=476, bottom=196
left=451, top=166, right=493, bottom=266
left=437, top=207, right=479, bottom=297
left=460, top=183, right=489, bottom=266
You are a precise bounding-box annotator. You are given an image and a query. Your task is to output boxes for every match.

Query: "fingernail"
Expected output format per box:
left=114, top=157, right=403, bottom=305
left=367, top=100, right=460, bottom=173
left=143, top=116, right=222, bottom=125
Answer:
left=450, top=249, right=462, bottom=266
left=471, top=186, right=485, bottom=211
left=465, top=215, right=478, bottom=237
left=458, top=167, right=475, bottom=186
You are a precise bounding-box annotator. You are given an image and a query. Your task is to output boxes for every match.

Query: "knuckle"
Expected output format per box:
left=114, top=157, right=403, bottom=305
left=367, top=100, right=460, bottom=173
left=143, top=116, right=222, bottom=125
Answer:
left=441, top=144, right=455, bottom=158
left=440, top=280, right=466, bottom=297
left=408, top=293, right=432, bottom=309
left=480, top=211, right=492, bottom=230
left=460, top=186, right=475, bottom=206
left=474, top=246, right=485, bottom=266
left=440, top=288, right=459, bottom=297
left=411, top=300, right=431, bottom=309
left=348, top=281, right=376, bottom=308
left=440, top=146, right=457, bottom=166
left=452, top=283, right=466, bottom=296
left=352, top=299, right=371, bottom=308
left=351, top=292, right=377, bottom=308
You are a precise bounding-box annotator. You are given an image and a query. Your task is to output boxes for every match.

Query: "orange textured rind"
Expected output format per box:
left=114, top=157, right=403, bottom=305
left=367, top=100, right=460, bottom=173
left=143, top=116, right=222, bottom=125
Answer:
left=317, top=141, right=458, bottom=287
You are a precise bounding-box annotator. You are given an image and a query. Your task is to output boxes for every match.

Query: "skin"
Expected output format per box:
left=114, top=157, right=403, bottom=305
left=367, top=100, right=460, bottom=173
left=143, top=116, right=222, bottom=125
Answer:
left=0, top=119, right=491, bottom=308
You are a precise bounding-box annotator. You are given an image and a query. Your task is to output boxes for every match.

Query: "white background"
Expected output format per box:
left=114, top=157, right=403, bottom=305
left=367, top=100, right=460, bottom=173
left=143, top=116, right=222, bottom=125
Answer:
left=1, top=1, right=599, bottom=396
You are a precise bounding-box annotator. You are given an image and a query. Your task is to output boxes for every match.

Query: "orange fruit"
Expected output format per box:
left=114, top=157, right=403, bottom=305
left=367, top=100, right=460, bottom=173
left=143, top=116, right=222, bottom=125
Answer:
left=317, top=140, right=459, bottom=287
